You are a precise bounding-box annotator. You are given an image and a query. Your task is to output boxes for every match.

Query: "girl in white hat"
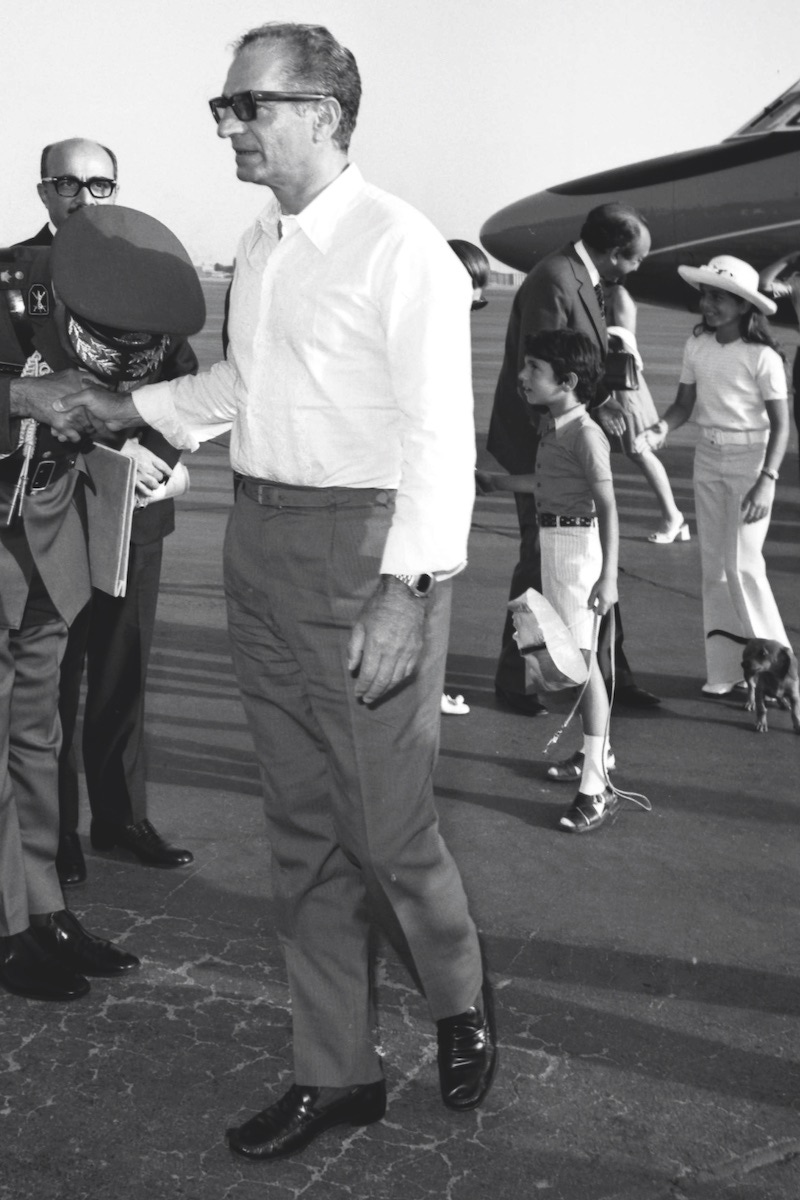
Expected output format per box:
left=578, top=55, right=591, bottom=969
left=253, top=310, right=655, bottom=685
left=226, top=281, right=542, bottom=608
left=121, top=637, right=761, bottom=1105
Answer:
left=640, top=255, right=790, bottom=694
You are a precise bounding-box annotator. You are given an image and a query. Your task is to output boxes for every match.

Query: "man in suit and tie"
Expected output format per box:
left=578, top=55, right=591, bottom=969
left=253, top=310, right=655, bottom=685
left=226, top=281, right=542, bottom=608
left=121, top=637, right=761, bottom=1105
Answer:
left=487, top=202, right=660, bottom=712
left=16, top=138, right=197, bottom=884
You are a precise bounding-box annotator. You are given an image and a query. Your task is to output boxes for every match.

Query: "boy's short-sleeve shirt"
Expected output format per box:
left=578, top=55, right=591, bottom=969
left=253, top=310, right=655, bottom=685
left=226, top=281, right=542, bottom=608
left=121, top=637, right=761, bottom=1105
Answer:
left=533, top=405, right=612, bottom=516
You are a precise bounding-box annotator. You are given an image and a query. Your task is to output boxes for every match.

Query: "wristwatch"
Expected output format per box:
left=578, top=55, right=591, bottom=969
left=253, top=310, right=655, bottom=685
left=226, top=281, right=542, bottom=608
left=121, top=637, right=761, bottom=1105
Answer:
left=760, top=467, right=779, bottom=481
left=391, top=573, right=435, bottom=598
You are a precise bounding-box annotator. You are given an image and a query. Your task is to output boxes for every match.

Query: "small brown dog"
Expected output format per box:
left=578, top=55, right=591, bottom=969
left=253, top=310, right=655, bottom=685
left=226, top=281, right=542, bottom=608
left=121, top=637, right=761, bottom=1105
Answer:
left=707, top=629, right=800, bottom=734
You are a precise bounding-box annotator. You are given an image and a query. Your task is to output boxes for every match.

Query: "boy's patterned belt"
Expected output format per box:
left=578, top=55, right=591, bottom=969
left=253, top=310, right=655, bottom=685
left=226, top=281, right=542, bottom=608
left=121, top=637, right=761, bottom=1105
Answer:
left=538, top=513, right=596, bottom=528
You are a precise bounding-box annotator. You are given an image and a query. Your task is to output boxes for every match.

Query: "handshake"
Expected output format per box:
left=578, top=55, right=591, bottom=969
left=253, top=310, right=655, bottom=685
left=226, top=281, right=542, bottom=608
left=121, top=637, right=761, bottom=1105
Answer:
left=16, top=368, right=143, bottom=442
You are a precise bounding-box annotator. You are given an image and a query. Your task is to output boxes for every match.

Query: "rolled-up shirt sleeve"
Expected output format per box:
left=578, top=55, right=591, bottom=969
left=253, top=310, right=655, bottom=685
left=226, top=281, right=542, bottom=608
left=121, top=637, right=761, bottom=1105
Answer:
left=377, top=230, right=476, bottom=579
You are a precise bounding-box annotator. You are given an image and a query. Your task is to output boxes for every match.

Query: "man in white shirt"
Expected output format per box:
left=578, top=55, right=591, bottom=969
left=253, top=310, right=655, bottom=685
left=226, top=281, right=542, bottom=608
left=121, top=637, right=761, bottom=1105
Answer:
left=56, top=21, right=495, bottom=1158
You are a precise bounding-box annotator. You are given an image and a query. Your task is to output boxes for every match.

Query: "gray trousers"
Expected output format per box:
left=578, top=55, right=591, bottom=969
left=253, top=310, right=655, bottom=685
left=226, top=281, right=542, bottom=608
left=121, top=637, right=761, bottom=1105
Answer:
left=0, top=617, right=67, bottom=937
left=224, top=481, right=482, bottom=1086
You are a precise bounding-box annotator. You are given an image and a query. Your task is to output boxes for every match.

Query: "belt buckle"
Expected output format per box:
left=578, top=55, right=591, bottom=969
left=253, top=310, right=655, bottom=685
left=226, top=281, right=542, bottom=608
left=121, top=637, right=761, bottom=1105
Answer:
left=29, top=459, right=57, bottom=492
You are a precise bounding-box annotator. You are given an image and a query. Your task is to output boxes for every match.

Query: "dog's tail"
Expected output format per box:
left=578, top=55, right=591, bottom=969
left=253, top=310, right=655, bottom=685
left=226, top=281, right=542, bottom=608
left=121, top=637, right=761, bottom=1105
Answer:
left=707, top=629, right=750, bottom=645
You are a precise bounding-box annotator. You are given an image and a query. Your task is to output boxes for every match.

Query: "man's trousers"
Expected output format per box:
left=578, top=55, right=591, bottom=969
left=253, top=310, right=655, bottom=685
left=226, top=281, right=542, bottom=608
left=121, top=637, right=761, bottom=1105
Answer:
left=58, top=539, right=163, bottom=831
left=0, top=616, right=67, bottom=936
left=224, top=482, right=483, bottom=1086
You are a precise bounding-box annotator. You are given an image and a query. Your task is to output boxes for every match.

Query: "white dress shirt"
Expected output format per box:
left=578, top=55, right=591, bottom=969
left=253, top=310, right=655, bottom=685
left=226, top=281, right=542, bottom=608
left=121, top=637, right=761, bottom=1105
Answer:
left=134, top=164, right=476, bottom=577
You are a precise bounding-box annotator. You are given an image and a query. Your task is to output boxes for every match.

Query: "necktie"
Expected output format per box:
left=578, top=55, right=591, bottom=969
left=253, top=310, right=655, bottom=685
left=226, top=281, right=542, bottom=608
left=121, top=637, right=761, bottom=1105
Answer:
left=594, top=282, right=606, bottom=321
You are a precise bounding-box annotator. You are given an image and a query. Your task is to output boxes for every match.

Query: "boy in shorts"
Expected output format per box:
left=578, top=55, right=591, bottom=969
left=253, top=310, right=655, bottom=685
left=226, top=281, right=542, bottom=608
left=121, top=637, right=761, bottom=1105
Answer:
left=477, top=328, right=619, bottom=832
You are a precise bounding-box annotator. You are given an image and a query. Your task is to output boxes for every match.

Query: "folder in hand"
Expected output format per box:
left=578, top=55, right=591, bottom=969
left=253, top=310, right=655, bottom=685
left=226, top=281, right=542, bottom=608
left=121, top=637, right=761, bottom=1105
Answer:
left=81, top=442, right=136, bottom=597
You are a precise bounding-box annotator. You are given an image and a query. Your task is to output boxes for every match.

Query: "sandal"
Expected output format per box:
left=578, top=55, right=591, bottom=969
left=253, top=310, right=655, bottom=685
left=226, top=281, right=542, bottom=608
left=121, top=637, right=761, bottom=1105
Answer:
left=546, top=747, right=616, bottom=781
left=559, top=787, right=619, bottom=833
left=441, top=693, right=470, bottom=715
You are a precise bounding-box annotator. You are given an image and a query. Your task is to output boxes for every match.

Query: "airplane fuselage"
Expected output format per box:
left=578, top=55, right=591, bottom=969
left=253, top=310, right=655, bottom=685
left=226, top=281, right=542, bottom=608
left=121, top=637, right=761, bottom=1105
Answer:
left=481, top=133, right=800, bottom=317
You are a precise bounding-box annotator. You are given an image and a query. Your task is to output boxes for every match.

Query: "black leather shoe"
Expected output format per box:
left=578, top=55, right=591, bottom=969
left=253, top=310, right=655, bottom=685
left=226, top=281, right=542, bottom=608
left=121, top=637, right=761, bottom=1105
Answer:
left=494, top=687, right=548, bottom=716
left=226, top=1081, right=387, bottom=1160
left=613, top=684, right=661, bottom=709
left=90, top=818, right=194, bottom=867
left=437, top=980, right=497, bottom=1111
left=56, top=831, right=87, bottom=886
left=32, top=910, right=139, bottom=977
left=0, top=930, right=90, bottom=1001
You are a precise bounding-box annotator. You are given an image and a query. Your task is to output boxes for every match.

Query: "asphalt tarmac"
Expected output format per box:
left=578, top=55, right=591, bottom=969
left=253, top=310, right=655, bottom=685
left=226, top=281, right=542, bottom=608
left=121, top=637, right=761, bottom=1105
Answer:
left=2, top=283, right=798, bottom=1200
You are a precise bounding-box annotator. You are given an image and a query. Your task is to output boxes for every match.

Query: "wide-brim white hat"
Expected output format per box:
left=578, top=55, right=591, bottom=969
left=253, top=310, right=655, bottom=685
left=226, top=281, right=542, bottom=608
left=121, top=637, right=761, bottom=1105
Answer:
left=677, top=255, right=776, bottom=316
left=508, top=588, right=589, bottom=694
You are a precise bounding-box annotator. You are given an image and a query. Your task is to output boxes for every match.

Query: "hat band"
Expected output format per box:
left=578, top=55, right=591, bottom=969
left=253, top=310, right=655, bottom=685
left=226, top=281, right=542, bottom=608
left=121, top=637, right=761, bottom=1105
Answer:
left=67, top=314, right=169, bottom=385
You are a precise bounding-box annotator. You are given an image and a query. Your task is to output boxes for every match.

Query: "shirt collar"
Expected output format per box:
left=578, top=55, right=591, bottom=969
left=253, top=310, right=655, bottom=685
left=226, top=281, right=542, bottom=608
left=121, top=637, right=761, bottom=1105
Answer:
left=543, top=404, right=586, bottom=434
left=254, top=162, right=363, bottom=254
left=573, top=239, right=600, bottom=287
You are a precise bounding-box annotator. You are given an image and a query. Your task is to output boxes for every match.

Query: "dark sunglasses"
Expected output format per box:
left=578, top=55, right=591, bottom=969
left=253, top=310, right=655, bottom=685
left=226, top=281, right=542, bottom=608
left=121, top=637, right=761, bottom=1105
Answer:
left=41, top=175, right=117, bottom=199
left=209, top=90, right=328, bottom=123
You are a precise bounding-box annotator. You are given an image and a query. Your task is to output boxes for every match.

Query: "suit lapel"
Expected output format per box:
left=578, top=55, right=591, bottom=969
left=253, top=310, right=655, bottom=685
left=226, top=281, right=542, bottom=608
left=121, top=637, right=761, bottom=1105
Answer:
left=565, top=247, right=608, bottom=351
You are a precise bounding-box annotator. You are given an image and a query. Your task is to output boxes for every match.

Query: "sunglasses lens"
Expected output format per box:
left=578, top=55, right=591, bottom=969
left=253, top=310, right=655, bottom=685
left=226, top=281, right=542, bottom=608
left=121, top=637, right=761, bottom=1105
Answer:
left=232, top=93, right=257, bottom=121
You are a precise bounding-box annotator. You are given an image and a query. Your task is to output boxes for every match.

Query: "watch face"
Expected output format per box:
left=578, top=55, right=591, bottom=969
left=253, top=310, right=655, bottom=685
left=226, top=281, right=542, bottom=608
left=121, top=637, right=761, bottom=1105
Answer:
left=416, top=573, right=434, bottom=595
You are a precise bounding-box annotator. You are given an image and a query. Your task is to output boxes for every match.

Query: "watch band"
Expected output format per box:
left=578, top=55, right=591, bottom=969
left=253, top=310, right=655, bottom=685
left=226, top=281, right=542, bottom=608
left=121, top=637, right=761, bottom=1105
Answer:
left=760, top=467, right=779, bottom=481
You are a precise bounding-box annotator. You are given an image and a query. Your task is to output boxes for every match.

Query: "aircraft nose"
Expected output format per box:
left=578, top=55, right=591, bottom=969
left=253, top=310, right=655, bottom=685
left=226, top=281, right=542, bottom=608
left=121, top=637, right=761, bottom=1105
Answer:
left=480, top=189, right=592, bottom=272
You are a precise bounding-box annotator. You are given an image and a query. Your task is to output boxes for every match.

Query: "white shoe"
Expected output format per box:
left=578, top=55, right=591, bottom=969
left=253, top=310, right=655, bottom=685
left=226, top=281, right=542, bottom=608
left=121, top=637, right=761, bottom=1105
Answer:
left=441, top=693, right=470, bottom=715
left=648, top=515, right=690, bottom=544
left=701, top=680, right=744, bottom=695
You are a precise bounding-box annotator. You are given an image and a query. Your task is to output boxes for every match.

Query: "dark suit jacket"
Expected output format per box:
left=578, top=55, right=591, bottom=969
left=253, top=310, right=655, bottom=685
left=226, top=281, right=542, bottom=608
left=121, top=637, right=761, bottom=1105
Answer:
left=487, top=243, right=608, bottom=473
left=13, top=224, right=53, bottom=247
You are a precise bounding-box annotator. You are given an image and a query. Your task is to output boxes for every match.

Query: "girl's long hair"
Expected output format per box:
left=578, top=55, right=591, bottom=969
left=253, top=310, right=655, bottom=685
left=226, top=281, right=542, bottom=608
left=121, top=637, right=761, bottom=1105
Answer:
left=693, top=308, right=785, bottom=361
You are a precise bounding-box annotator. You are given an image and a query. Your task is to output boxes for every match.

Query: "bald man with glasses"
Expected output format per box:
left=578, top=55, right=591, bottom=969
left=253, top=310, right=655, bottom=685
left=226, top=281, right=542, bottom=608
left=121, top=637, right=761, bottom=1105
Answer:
left=8, top=138, right=196, bottom=888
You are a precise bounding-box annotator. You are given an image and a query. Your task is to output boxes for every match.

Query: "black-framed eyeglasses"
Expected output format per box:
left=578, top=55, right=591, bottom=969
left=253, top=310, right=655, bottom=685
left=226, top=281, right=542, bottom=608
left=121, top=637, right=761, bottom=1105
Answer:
left=41, top=175, right=117, bottom=199
left=208, top=90, right=328, bottom=123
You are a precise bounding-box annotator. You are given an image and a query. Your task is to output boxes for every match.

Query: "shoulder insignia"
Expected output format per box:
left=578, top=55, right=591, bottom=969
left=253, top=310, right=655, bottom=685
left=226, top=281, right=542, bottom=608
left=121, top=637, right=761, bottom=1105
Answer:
left=20, top=351, right=53, bottom=378
left=1, top=268, right=24, bottom=286
left=28, top=284, right=50, bottom=316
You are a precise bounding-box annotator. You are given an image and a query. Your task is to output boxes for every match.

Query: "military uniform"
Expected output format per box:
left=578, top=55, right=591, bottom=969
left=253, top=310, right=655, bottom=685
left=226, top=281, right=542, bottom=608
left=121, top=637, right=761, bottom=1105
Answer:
left=0, top=243, right=91, bottom=934
left=0, top=206, right=204, bottom=999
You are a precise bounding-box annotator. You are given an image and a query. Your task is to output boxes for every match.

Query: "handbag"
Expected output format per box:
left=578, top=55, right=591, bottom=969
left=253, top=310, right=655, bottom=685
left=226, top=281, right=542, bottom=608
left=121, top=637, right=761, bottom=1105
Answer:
left=603, top=347, right=639, bottom=390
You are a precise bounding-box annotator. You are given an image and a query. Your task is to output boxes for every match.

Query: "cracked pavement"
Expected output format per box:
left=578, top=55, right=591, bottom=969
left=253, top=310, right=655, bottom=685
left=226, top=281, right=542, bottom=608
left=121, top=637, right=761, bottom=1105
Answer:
left=1, top=291, right=798, bottom=1200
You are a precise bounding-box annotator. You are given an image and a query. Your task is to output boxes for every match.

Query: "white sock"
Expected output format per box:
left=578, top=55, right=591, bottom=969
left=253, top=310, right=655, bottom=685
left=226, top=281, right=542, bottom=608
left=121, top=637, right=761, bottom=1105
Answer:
left=580, top=734, right=609, bottom=796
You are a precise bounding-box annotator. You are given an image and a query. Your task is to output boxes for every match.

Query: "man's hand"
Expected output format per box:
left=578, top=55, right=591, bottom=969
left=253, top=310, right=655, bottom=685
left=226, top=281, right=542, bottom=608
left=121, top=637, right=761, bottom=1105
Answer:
left=588, top=572, right=618, bottom=617
left=53, top=386, right=142, bottom=437
left=9, top=369, right=97, bottom=442
left=120, top=440, right=172, bottom=498
left=347, top=576, right=427, bottom=705
left=595, top=394, right=627, bottom=438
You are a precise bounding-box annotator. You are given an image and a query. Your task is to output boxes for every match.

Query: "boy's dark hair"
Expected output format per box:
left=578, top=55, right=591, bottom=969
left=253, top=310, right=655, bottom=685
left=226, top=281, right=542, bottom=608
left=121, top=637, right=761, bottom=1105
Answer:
left=523, top=329, right=602, bottom=404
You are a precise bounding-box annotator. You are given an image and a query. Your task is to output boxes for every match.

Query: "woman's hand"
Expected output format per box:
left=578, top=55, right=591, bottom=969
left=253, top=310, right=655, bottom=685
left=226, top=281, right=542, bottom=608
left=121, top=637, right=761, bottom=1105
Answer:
left=741, top=474, right=775, bottom=524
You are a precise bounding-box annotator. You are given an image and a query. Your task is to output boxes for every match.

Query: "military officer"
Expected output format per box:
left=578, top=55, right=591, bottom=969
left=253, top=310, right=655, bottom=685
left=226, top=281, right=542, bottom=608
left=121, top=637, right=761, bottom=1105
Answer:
left=0, top=205, right=205, bottom=1000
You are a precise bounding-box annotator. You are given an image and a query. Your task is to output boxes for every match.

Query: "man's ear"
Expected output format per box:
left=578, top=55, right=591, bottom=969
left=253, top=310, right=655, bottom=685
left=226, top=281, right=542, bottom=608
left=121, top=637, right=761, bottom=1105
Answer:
left=312, top=97, right=342, bottom=143
left=36, top=181, right=48, bottom=210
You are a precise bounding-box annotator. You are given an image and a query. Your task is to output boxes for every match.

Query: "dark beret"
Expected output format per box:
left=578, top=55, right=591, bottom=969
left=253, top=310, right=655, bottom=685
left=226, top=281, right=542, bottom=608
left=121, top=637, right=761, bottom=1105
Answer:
left=51, top=205, right=206, bottom=336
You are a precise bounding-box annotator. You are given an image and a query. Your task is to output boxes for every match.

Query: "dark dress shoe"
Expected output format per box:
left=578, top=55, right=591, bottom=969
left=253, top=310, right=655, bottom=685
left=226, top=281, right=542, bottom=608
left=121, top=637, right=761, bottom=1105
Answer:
left=90, top=818, right=194, bottom=867
left=226, top=1081, right=386, bottom=1160
left=437, top=979, right=497, bottom=1111
left=613, top=683, right=660, bottom=708
left=56, top=831, right=87, bottom=886
left=0, top=930, right=90, bottom=1001
left=32, top=910, right=139, bottom=977
left=494, top=687, right=548, bottom=716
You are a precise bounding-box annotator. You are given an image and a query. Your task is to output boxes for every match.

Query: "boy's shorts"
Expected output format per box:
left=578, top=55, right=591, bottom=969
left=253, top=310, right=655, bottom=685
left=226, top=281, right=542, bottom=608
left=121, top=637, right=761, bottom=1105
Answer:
left=540, top=524, right=602, bottom=651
